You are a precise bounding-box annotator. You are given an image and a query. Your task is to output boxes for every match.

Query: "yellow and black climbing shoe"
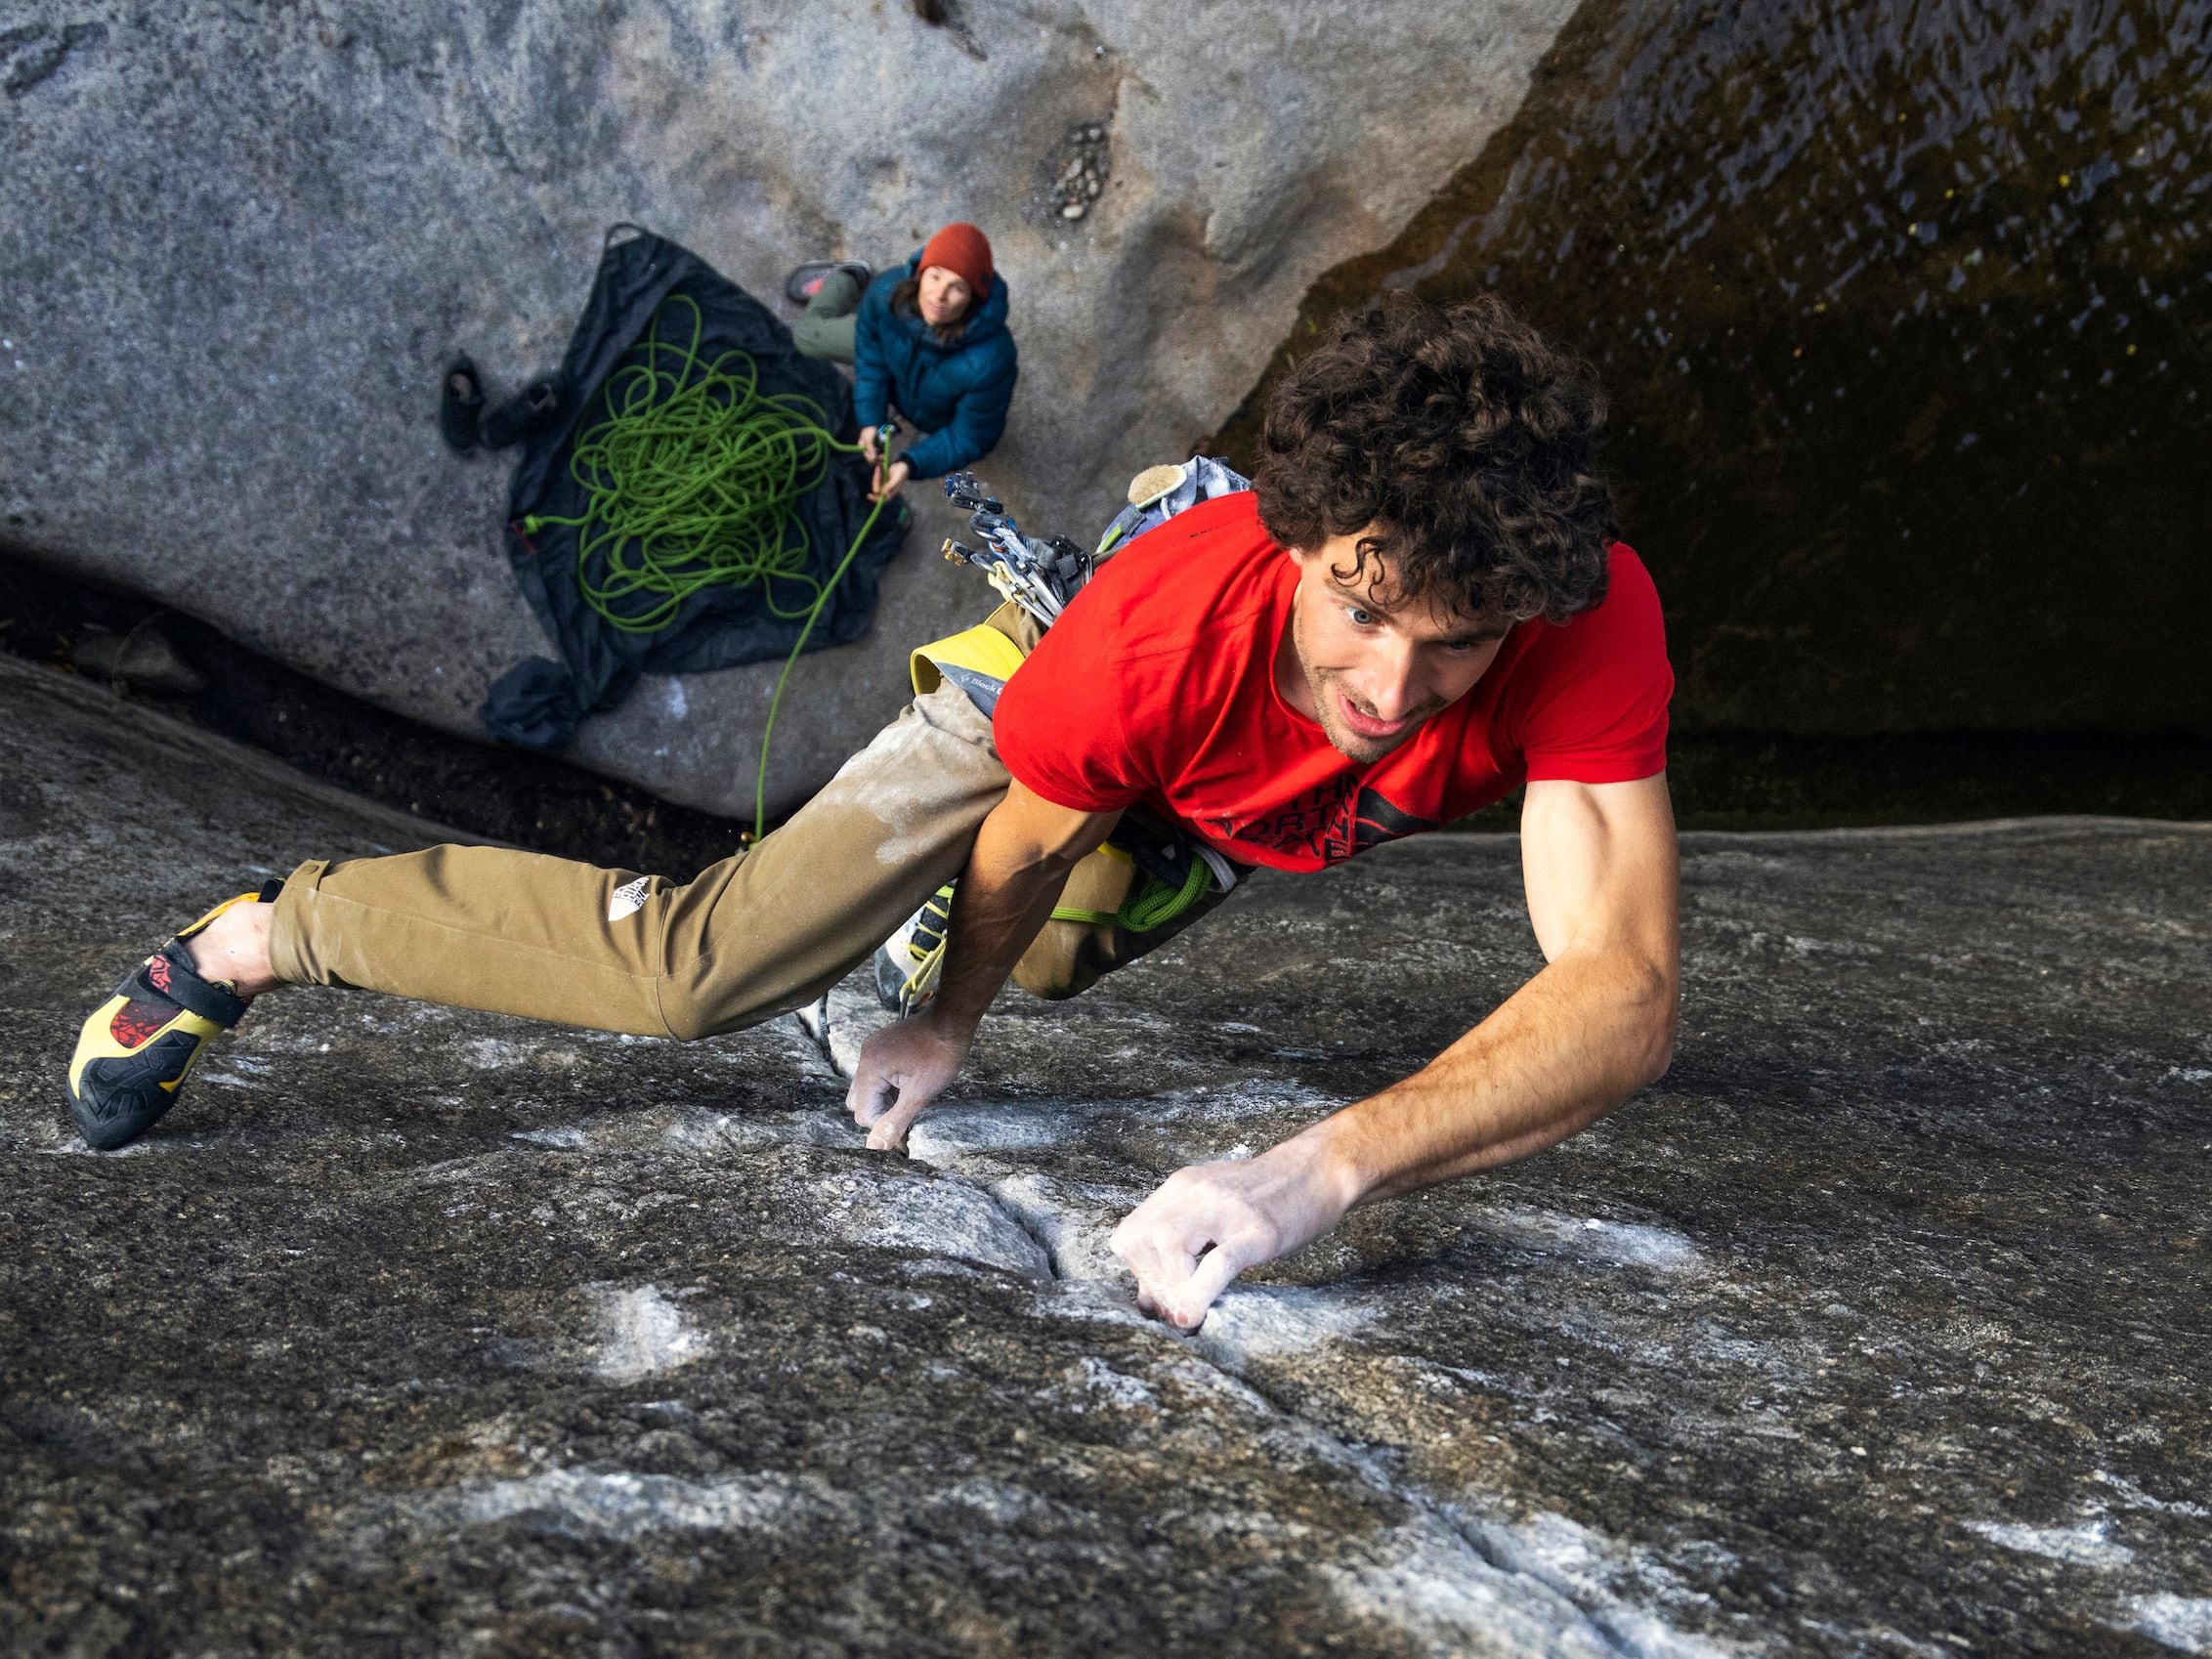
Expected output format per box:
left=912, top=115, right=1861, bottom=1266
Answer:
left=65, top=884, right=278, bottom=1151
left=874, top=883, right=956, bottom=1016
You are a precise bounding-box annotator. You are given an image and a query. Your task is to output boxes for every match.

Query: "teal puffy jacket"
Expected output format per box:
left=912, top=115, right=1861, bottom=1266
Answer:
left=851, top=252, right=1018, bottom=480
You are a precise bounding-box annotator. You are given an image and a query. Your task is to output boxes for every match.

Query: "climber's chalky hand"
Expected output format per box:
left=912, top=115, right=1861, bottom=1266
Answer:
left=846, top=1013, right=972, bottom=1153
left=1110, top=1135, right=1355, bottom=1330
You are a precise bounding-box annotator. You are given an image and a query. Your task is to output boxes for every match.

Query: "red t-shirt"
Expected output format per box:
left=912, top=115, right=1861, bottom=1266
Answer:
left=994, top=491, right=1672, bottom=872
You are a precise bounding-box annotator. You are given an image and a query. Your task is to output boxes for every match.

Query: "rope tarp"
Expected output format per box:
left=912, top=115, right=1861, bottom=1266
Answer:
left=486, top=227, right=906, bottom=751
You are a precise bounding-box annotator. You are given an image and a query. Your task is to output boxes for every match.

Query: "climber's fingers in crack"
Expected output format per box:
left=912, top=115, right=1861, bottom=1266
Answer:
left=865, top=1088, right=933, bottom=1154
left=847, top=1017, right=969, bottom=1152
left=1155, top=1242, right=1248, bottom=1330
left=1113, top=1200, right=1257, bottom=1331
left=845, top=1065, right=897, bottom=1130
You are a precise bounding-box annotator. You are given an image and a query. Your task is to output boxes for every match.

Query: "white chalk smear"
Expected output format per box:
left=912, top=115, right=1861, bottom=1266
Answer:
left=594, top=1285, right=708, bottom=1382
left=1322, top=1519, right=1734, bottom=1659
left=2120, top=1595, right=2212, bottom=1655
left=460, top=1037, right=536, bottom=1071
left=1964, top=1516, right=2135, bottom=1569
left=510, top=1126, right=586, bottom=1149
left=1071, top=1355, right=1160, bottom=1412
left=404, top=1468, right=825, bottom=1540
left=1459, top=1508, right=1743, bottom=1659
left=978, top=1170, right=1124, bottom=1283
left=925, top=1477, right=1051, bottom=1525
left=825, top=1173, right=1053, bottom=1282
left=908, top=1103, right=1077, bottom=1160
left=1197, top=1284, right=1373, bottom=1359
left=1479, top=1206, right=1705, bottom=1272
left=2097, top=1468, right=2211, bottom=1516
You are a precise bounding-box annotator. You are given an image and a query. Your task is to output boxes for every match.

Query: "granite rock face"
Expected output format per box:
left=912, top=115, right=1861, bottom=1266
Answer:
left=0, top=0, right=1573, bottom=818
left=3, top=652, right=2209, bottom=1655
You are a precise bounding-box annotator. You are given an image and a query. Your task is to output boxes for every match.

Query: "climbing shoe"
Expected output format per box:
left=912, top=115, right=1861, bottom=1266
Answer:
left=441, top=355, right=486, bottom=452
left=65, top=885, right=277, bottom=1150
left=480, top=377, right=566, bottom=450
left=873, top=882, right=955, bottom=1016
left=784, top=260, right=873, bottom=305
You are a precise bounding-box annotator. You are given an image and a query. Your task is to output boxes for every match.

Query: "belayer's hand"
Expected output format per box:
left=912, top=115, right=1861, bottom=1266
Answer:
left=858, top=426, right=881, bottom=465
left=846, top=1013, right=973, bottom=1152
left=870, top=457, right=911, bottom=503
left=1110, top=1135, right=1357, bottom=1330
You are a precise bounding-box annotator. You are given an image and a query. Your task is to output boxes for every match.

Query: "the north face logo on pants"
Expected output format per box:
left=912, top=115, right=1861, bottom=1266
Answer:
left=607, top=878, right=652, bottom=922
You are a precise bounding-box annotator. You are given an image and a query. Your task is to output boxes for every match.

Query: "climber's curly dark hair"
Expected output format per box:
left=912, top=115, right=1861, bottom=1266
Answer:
left=1252, top=292, right=1617, bottom=623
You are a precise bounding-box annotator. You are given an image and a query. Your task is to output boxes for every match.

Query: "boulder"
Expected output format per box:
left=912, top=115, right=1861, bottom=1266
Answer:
left=0, top=0, right=1575, bottom=818
left=5, top=649, right=2207, bottom=1652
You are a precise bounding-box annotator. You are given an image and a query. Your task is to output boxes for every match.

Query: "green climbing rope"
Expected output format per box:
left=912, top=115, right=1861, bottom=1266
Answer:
left=518, top=292, right=892, bottom=840
left=1048, top=852, right=1213, bottom=934
left=526, top=293, right=870, bottom=635
left=748, top=488, right=887, bottom=839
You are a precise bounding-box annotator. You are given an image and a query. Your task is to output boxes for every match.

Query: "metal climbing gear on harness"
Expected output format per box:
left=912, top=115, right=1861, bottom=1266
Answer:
left=936, top=470, right=1094, bottom=627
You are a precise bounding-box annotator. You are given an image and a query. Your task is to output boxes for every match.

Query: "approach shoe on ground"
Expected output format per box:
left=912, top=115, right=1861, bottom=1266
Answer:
left=479, top=377, right=566, bottom=450
left=784, top=259, right=873, bottom=305
left=65, top=885, right=276, bottom=1150
left=873, top=882, right=955, bottom=1016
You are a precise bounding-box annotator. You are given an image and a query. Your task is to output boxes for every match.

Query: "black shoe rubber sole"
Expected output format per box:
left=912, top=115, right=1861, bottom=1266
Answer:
left=70, top=1029, right=204, bottom=1150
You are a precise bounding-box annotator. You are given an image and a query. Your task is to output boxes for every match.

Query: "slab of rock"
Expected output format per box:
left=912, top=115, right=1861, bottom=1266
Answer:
left=4, top=650, right=2208, bottom=1654
left=0, top=0, right=1574, bottom=818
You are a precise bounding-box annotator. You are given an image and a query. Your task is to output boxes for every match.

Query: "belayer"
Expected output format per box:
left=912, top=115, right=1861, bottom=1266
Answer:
left=787, top=221, right=1018, bottom=504
left=66, top=293, right=1680, bottom=1332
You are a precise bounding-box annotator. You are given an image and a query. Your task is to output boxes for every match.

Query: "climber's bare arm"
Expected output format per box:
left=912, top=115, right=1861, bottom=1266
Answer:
left=847, top=781, right=1119, bottom=1151
left=1112, top=773, right=1680, bottom=1327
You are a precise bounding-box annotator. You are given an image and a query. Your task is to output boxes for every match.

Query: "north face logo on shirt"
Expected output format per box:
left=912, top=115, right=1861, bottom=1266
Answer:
left=607, top=877, right=652, bottom=922
left=1320, top=787, right=1442, bottom=864
left=1210, top=783, right=1439, bottom=868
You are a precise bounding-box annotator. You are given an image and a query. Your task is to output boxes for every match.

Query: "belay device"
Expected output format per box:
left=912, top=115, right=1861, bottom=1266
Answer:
left=872, top=461, right=1251, bottom=1017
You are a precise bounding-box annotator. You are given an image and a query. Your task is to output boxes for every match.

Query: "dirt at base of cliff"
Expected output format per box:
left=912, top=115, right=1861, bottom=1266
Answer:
left=0, top=545, right=756, bottom=875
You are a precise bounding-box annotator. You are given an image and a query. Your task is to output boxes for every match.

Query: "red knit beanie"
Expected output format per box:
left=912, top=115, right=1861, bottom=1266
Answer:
left=919, top=222, right=994, bottom=295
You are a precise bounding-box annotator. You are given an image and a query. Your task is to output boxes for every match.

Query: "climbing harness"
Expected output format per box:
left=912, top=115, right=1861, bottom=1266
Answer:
left=520, top=292, right=897, bottom=839
left=877, top=461, right=1252, bottom=1016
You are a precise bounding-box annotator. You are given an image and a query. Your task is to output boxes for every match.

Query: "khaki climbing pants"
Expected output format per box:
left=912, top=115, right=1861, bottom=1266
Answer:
left=267, top=607, right=1231, bottom=1040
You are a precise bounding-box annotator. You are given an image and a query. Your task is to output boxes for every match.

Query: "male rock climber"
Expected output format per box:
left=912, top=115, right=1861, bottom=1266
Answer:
left=67, top=294, right=1679, bottom=1332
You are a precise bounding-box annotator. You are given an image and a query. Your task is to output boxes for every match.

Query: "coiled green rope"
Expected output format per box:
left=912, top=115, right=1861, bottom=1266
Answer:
left=527, top=294, right=868, bottom=634
left=520, top=293, right=891, bottom=839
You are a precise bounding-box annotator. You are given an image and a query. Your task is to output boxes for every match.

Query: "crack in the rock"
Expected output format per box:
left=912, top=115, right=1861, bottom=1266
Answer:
left=790, top=998, right=838, bottom=1072
left=941, top=1186, right=1694, bottom=1654
left=982, top=1176, right=1066, bottom=1283
left=968, top=1175, right=1066, bottom=1283
left=791, top=998, right=1696, bottom=1653
left=1185, top=1338, right=1686, bottom=1659
left=791, top=1000, right=1063, bottom=1284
